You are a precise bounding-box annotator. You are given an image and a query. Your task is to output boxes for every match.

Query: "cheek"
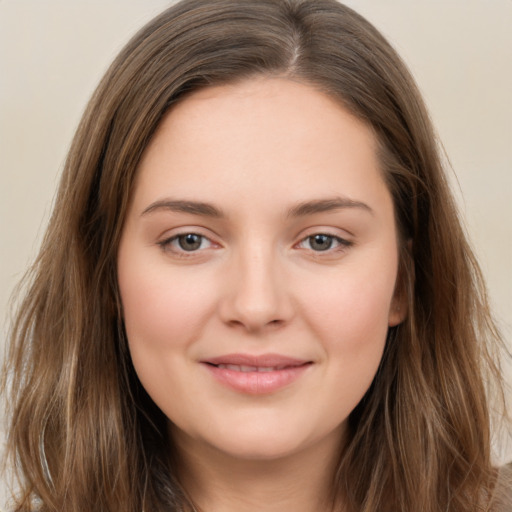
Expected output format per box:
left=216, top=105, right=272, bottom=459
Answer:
left=305, top=275, right=392, bottom=420
left=296, top=256, right=397, bottom=377
left=122, top=278, right=211, bottom=343
left=303, top=262, right=395, bottom=334
left=117, top=251, right=218, bottom=376
left=118, top=258, right=224, bottom=424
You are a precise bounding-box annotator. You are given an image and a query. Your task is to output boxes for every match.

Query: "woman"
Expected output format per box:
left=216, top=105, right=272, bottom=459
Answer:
left=3, top=0, right=511, bottom=511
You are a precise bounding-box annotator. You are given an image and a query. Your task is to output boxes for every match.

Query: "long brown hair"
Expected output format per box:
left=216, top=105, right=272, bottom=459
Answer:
left=3, top=1, right=510, bottom=510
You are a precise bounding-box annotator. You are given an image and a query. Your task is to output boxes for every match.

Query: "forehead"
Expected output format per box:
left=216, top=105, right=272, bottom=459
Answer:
left=132, top=77, right=390, bottom=218
left=147, top=77, right=377, bottom=160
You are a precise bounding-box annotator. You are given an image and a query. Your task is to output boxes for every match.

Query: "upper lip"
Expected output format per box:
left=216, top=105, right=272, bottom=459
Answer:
left=202, top=353, right=311, bottom=368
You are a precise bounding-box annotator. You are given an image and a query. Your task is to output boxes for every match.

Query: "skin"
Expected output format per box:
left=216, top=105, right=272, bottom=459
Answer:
left=117, top=77, right=406, bottom=511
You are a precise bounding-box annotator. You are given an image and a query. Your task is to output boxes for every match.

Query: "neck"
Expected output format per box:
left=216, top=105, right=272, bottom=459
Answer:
left=172, top=427, right=345, bottom=512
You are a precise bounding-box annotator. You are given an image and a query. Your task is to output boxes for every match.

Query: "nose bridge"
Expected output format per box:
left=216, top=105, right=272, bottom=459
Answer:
left=222, top=237, right=291, bottom=331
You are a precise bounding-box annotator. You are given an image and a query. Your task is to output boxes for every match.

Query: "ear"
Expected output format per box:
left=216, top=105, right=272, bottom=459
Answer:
left=388, top=241, right=412, bottom=327
left=388, top=289, right=407, bottom=327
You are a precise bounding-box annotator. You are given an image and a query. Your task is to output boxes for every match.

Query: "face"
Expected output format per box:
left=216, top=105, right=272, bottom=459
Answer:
left=117, top=77, right=405, bottom=463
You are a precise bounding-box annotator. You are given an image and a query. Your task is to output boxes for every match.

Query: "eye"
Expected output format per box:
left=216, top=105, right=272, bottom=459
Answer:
left=176, top=233, right=206, bottom=251
left=307, top=234, right=334, bottom=251
left=159, top=233, right=213, bottom=253
left=297, top=233, right=352, bottom=252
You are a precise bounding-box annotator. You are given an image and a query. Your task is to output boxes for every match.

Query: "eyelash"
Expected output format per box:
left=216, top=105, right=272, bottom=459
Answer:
left=295, top=233, right=353, bottom=253
left=158, top=231, right=353, bottom=258
left=158, top=233, right=215, bottom=257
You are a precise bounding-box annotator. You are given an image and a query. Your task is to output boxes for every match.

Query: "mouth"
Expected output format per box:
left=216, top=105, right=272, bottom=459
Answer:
left=209, top=363, right=303, bottom=372
left=201, top=354, right=313, bottom=395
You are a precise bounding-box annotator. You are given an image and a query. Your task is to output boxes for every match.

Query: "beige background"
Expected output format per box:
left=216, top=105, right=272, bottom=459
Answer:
left=1, top=0, right=511, bottom=505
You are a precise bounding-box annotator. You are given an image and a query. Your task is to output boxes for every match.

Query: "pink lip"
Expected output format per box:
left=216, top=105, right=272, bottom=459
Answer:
left=201, top=353, right=313, bottom=395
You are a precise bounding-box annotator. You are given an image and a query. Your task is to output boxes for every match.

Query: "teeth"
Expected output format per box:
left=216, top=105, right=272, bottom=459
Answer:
left=216, top=364, right=285, bottom=372
left=240, top=365, right=258, bottom=372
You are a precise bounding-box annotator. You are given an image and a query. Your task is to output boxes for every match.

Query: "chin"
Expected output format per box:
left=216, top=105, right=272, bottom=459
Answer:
left=184, top=418, right=344, bottom=464
left=210, top=434, right=311, bottom=462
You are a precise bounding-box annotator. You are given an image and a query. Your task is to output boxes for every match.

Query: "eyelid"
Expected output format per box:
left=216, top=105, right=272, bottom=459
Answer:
left=157, top=227, right=221, bottom=256
left=296, top=235, right=352, bottom=249
left=155, top=226, right=354, bottom=258
left=293, top=229, right=354, bottom=253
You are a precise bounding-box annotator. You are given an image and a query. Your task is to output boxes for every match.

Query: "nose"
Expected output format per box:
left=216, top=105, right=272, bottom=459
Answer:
left=219, top=244, right=294, bottom=333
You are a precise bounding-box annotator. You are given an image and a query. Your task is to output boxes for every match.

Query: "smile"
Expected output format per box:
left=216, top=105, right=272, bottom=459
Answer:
left=214, top=364, right=296, bottom=372
left=201, top=354, right=313, bottom=395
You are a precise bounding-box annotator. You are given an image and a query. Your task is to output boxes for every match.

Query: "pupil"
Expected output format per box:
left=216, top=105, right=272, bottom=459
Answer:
left=179, top=234, right=202, bottom=251
left=311, top=234, right=332, bottom=251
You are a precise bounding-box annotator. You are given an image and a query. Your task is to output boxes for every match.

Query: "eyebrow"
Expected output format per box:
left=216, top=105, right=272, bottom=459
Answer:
left=140, top=196, right=373, bottom=219
left=141, top=199, right=224, bottom=218
left=287, top=197, right=374, bottom=217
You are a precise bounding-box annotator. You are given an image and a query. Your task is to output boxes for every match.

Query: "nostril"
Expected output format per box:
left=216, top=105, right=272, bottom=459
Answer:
left=226, top=318, right=284, bottom=332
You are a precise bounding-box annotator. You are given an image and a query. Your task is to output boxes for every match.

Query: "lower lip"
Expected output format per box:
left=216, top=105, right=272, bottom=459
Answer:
left=203, top=363, right=312, bottom=395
